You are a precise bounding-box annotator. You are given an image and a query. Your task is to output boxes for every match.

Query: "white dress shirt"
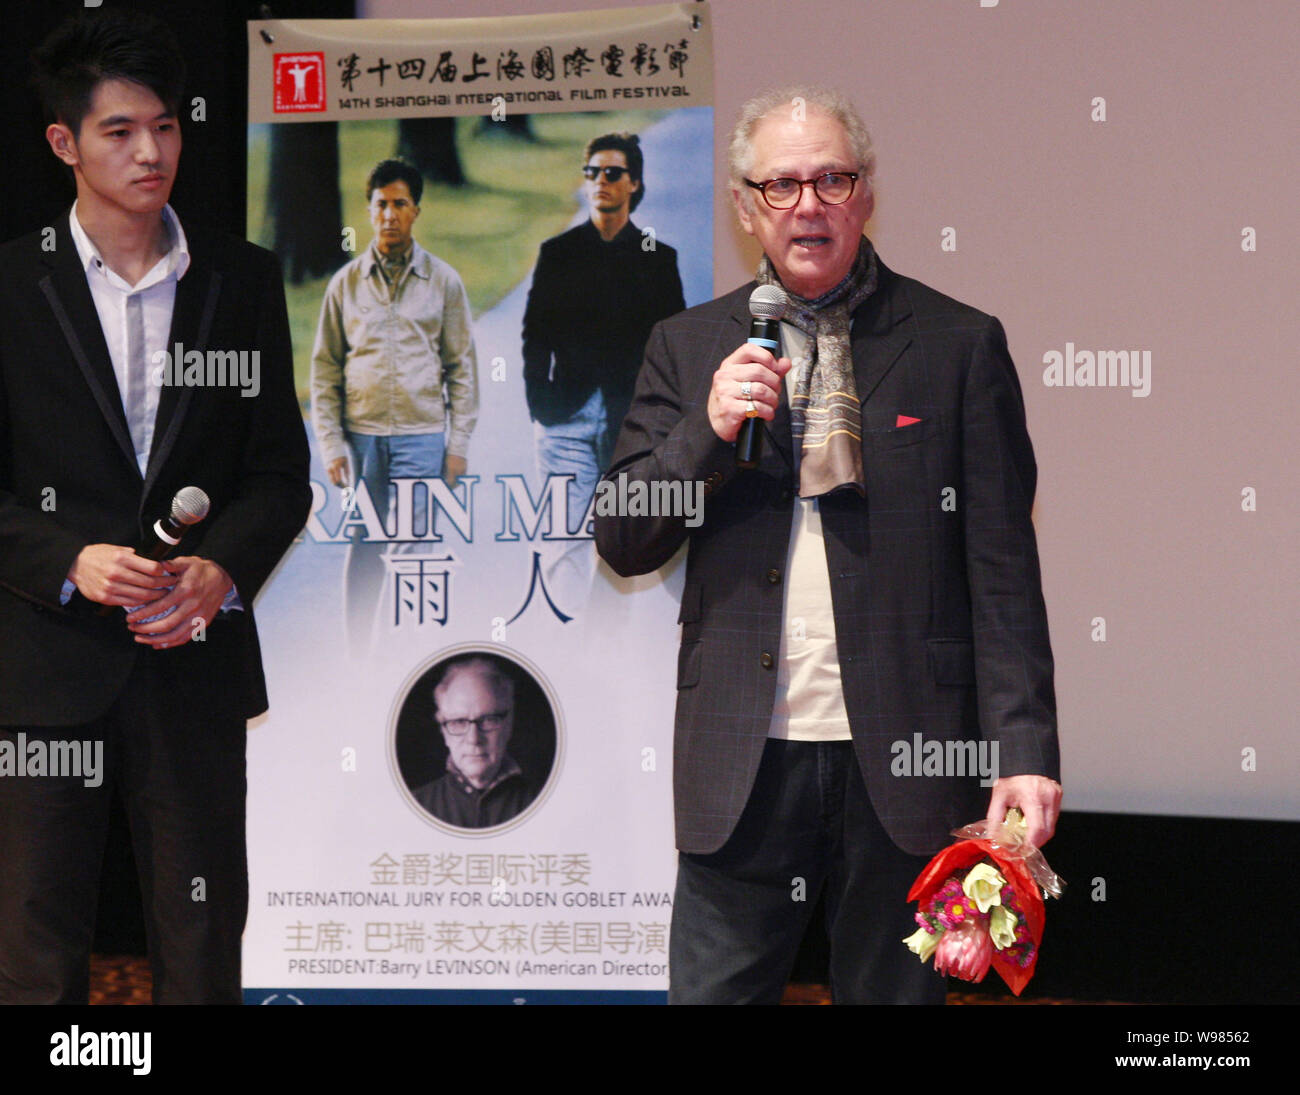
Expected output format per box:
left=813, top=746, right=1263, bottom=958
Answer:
left=68, top=200, right=191, bottom=476
left=60, top=204, right=239, bottom=613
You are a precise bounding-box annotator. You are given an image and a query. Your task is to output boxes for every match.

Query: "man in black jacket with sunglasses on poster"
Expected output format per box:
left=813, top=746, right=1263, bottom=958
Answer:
left=522, top=132, right=684, bottom=614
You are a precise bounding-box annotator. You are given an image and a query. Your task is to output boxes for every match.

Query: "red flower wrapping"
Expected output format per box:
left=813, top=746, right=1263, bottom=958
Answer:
left=907, top=837, right=1047, bottom=996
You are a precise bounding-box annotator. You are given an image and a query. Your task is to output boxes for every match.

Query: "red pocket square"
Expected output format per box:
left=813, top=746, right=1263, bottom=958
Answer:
left=895, top=415, right=922, bottom=428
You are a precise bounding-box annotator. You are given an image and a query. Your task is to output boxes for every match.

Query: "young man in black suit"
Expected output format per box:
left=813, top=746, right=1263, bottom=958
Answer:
left=0, top=10, right=310, bottom=1003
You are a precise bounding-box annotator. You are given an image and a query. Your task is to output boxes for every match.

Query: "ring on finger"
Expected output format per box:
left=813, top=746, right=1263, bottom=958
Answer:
left=745, top=399, right=758, bottom=418
left=740, top=380, right=752, bottom=398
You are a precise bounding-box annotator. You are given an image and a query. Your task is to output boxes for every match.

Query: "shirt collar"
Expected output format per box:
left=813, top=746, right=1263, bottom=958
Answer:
left=444, top=753, right=523, bottom=797
left=583, top=217, right=640, bottom=248
left=362, top=238, right=429, bottom=280
left=68, top=201, right=191, bottom=288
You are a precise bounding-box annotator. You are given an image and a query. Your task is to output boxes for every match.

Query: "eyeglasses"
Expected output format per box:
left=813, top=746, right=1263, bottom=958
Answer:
left=583, top=165, right=630, bottom=182
left=743, top=172, right=859, bottom=210
left=438, top=712, right=509, bottom=736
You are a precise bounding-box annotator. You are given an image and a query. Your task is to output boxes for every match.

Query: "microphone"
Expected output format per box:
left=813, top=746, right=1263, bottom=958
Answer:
left=139, top=486, right=211, bottom=560
left=736, top=285, right=787, bottom=469
left=95, top=487, right=210, bottom=616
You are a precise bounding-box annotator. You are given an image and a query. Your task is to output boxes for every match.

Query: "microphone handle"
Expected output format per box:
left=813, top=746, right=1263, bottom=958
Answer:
left=93, top=515, right=188, bottom=616
left=736, top=316, right=781, bottom=469
left=138, top=514, right=187, bottom=560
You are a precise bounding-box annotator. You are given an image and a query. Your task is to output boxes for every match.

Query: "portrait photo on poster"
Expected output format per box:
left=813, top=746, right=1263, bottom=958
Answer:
left=391, top=646, right=561, bottom=835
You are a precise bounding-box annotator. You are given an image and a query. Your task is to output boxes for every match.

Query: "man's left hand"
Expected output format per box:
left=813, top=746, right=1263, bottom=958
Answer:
left=125, top=556, right=234, bottom=649
left=443, top=453, right=467, bottom=489
left=984, top=774, right=1062, bottom=848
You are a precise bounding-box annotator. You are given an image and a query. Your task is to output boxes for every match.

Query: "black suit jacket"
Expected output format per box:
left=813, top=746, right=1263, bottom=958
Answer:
left=594, top=257, right=1059, bottom=856
left=0, top=211, right=311, bottom=727
left=522, top=218, right=684, bottom=433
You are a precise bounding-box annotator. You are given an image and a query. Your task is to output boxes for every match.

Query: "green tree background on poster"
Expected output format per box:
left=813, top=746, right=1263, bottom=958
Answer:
left=249, top=110, right=666, bottom=404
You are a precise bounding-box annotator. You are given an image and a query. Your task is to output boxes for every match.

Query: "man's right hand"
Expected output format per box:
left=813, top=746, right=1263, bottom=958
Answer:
left=67, top=545, right=174, bottom=607
left=707, top=344, right=792, bottom=443
left=326, top=456, right=350, bottom=487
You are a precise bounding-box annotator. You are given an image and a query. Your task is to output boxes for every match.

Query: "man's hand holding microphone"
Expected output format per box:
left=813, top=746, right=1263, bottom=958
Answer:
left=707, top=286, right=790, bottom=468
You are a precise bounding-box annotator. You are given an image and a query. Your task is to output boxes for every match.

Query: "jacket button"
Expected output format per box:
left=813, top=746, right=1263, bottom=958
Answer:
left=760, top=651, right=774, bottom=668
left=766, top=569, right=781, bottom=584
left=780, top=488, right=793, bottom=502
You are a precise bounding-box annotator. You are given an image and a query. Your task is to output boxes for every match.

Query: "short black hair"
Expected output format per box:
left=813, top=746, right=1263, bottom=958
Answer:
left=32, top=9, right=186, bottom=137
left=584, top=132, right=645, bottom=212
left=366, top=159, right=423, bottom=206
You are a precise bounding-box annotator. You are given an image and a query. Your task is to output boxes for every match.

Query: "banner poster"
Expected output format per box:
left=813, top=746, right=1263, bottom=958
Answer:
left=244, top=4, right=713, bottom=1002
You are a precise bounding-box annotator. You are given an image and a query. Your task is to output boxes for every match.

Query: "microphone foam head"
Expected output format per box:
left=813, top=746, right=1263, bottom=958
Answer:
left=171, top=486, right=210, bottom=526
left=749, top=284, right=788, bottom=321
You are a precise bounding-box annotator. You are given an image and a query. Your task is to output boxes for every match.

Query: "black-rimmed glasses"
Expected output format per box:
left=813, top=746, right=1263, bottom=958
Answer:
left=744, top=172, right=859, bottom=210
left=438, top=712, right=510, bottom=736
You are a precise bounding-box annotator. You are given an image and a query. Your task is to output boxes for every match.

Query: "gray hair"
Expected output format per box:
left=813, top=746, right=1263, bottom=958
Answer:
left=433, top=654, right=515, bottom=709
left=728, top=85, right=876, bottom=208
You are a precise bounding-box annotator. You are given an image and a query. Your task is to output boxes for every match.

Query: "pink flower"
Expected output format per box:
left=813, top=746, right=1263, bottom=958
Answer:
left=931, top=919, right=994, bottom=982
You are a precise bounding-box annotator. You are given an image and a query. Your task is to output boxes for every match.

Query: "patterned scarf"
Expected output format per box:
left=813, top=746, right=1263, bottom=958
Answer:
left=757, top=237, right=878, bottom=497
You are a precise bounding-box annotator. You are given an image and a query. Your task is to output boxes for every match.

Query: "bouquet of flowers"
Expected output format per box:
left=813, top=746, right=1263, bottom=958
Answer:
left=902, top=809, right=1064, bottom=995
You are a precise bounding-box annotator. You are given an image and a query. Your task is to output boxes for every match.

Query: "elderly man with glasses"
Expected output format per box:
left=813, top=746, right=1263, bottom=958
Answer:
left=595, top=87, right=1060, bottom=1004
left=413, top=654, right=538, bottom=829
left=522, top=132, right=685, bottom=614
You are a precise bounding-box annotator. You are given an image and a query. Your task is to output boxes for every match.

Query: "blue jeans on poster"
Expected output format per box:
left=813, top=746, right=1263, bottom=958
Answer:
left=344, top=431, right=446, bottom=653
left=534, top=389, right=610, bottom=616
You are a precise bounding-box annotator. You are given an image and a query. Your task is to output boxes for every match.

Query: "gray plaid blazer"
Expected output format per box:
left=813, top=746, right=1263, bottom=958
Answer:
left=594, top=256, right=1058, bottom=856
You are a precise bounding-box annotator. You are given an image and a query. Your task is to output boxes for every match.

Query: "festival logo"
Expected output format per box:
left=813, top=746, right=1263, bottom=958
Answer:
left=273, top=53, right=326, bottom=113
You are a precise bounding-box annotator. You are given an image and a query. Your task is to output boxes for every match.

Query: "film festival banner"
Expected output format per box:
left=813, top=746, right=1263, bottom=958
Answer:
left=244, top=4, right=713, bottom=1002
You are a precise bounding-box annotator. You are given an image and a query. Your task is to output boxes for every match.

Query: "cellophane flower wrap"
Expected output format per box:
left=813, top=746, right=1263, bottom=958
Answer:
left=903, top=809, right=1064, bottom=996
